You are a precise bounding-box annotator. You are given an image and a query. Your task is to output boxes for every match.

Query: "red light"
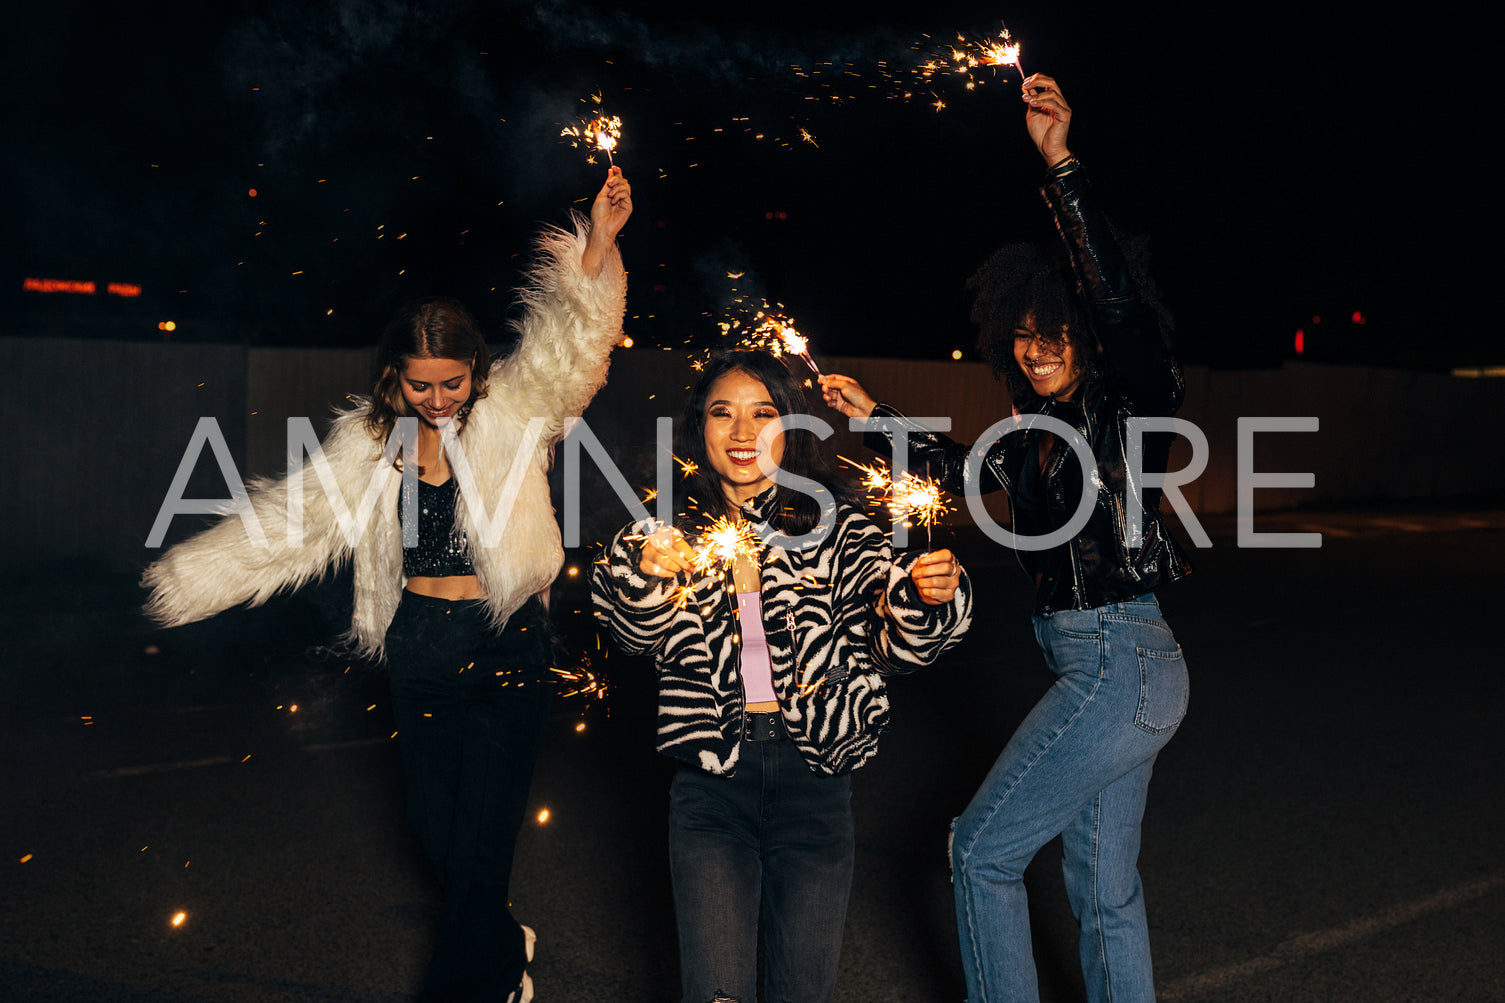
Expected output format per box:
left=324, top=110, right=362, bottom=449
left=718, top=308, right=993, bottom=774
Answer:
left=107, top=282, right=141, bottom=298
left=248, top=188, right=258, bottom=197
left=23, top=278, right=96, bottom=295
left=1350, top=310, right=1366, bottom=325
left=1294, top=328, right=1305, bottom=355
left=1311, top=315, right=1321, bottom=325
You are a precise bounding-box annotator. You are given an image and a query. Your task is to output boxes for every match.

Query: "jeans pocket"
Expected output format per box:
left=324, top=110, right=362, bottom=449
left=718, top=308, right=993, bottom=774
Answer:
left=1134, top=644, right=1189, bottom=735
left=1044, top=607, right=1101, bottom=638
left=1037, top=609, right=1103, bottom=678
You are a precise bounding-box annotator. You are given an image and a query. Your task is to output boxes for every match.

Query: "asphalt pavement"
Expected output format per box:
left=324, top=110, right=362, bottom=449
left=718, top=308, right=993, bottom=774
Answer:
left=4, top=506, right=1503, bottom=1002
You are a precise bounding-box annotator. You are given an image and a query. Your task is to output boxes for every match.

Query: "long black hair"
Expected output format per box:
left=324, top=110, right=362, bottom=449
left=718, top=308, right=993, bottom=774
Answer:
left=674, top=351, right=859, bottom=537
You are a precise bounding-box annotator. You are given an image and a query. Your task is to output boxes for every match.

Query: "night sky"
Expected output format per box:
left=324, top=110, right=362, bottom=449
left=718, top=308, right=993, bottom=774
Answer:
left=5, top=1, right=1478, bottom=369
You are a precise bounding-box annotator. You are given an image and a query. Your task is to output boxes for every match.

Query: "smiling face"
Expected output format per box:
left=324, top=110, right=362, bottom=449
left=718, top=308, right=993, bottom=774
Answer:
left=399, top=356, right=473, bottom=428
left=702, top=369, right=786, bottom=509
left=1013, top=313, right=1086, bottom=401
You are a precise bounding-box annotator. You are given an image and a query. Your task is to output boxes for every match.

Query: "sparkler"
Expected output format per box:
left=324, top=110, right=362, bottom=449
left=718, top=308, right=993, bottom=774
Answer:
left=625, top=516, right=762, bottom=613
left=550, top=659, right=608, bottom=700
left=691, top=516, right=763, bottom=577
left=776, top=326, right=824, bottom=378
left=895, top=24, right=1026, bottom=108
left=979, top=26, right=1025, bottom=82
left=711, top=296, right=824, bottom=377
left=840, top=455, right=952, bottom=549
left=561, top=93, right=623, bottom=166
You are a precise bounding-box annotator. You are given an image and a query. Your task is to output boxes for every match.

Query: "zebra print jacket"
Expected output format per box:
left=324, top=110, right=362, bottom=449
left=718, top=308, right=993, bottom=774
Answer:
left=590, top=488, right=973, bottom=777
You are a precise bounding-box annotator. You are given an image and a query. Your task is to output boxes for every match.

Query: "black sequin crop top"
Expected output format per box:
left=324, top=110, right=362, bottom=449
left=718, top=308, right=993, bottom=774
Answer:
left=399, top=478, right=475, bottom=577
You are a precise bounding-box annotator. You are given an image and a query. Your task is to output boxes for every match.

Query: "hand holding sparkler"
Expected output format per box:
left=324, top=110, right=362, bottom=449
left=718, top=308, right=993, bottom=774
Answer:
left=819, top=373, right=877, bottom=420
left=909, top=548, right=962, bottom=606
left=638, top=524, right=698, bottom=578
left=583, top=166, right=633, bottom=279
left=1022, top=73, right=1073, bottom=169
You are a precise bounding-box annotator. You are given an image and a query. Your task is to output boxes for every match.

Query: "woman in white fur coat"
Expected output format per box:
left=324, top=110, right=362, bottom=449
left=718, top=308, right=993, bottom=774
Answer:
left=143, top=167, right=632, bottom=1003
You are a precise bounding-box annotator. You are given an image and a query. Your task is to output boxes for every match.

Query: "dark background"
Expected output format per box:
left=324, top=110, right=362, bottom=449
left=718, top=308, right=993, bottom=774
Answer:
left=4, top=0, right=1481, bottom=370
left=5, top=6, right=1504, bottom=999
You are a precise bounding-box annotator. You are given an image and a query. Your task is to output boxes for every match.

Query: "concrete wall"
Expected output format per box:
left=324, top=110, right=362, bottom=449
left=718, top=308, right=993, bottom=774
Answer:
left=3, top=336, right=1501, bottom=572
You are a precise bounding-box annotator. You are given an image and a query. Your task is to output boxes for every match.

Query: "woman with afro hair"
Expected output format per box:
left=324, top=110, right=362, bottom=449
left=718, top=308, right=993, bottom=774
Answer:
left=822, top=73, right=1192, bottom=1002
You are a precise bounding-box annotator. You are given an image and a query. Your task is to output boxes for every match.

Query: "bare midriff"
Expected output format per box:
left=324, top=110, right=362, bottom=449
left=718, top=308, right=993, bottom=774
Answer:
left=405, top=575, right=486, bottom=601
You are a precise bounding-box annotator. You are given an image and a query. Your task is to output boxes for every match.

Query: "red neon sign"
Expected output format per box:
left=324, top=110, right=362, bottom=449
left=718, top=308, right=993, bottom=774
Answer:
left=23, top=277, right=142, bottom=297
left=23, top=277, right=96, bottom=295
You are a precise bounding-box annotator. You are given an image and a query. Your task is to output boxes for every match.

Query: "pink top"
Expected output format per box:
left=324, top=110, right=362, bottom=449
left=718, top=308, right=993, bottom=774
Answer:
left=736, top=591, right=777, bottom=705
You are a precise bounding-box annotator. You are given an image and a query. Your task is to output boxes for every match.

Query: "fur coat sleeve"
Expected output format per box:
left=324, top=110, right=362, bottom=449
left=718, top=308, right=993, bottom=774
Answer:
left=141, top=215, right=629, bottom=662
left=446, top=217, right=628, bottom=644
left=139, top=407, right=391, bottom=636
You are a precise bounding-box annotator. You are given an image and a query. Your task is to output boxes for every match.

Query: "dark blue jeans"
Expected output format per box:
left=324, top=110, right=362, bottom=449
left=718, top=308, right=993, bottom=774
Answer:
left=385, top=592, right=552, bottom=1002
left=667, top=736, right=855, bottom=1003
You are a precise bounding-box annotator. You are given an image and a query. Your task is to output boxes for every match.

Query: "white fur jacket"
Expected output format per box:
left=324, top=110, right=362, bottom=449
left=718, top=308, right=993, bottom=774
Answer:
left=142, top=219, right=627, bottom=660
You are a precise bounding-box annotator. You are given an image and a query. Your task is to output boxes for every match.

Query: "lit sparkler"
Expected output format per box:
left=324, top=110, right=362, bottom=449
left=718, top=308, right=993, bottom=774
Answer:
left=710, top=296, right=824, bottom=377
left=624, top=516, right=761, bottom=611
left=776, top=326, right=824, bottom=379
left=893, top=24, right=1026, bottom=106
left=550, top=657, right=608, bottom=700
left=692, top=516, right=763, bottom=577
left=974, top=25, right=1024, bottom=81
left=841, top=455, right=952, bottom=548
left=891, top=472, right=949, bottom=532
left=561, top=93, right=623, bottom=166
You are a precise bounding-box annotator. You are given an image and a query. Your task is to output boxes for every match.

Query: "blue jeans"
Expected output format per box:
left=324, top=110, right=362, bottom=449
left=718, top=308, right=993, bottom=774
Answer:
left=385, top=592, right=552, bottom=1002
left=667, top=737, right=855, bottom=1003
left=952, top=594, right=1188, bottom=1003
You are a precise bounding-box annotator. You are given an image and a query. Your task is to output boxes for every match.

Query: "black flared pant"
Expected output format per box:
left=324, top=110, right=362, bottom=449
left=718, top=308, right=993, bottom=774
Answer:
left=385, top=592, right=552, bottom=1001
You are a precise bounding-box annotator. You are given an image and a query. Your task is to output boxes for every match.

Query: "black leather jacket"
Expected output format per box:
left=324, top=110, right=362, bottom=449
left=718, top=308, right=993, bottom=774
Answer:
left=865, top=164, right=1193, bottom=615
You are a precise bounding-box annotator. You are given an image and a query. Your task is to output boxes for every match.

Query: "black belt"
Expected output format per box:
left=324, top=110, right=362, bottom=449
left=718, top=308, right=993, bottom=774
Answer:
left=742, top=711, right=785, bottom=742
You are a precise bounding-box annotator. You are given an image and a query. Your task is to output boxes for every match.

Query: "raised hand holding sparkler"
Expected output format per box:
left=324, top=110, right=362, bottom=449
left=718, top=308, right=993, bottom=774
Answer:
left=582, top=166, right=632, bottom=279
left=1021, top=72, right=1073, bottom=169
